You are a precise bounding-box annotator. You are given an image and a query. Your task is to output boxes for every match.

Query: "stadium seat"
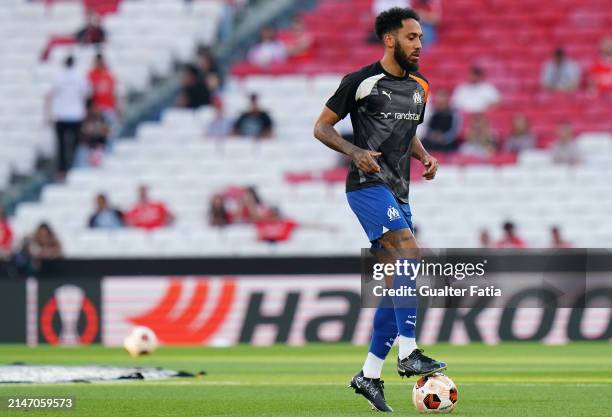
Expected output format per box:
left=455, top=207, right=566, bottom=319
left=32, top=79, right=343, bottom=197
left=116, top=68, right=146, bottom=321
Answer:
left=7, top=1, right=612, bottom=256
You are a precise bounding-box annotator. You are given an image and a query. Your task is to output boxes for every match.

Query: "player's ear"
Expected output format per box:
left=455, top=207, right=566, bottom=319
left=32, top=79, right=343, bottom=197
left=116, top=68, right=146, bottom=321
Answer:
left=383, top=32, right=395, bottom=48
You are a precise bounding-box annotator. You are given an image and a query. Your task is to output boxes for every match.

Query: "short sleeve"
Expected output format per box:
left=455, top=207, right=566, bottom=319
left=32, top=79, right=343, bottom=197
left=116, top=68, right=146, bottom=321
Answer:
left=409, top=72, right=430, bottom=125
left=325, top=73, right=361, bottom=120
left=419, top=102, right=427, bottom=125
left=419, top=80, right=429, bottom=125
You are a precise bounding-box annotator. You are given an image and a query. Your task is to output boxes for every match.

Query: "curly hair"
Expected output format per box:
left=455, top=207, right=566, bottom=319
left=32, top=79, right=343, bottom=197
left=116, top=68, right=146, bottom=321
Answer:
left=374, top=7, right=420, bottom=41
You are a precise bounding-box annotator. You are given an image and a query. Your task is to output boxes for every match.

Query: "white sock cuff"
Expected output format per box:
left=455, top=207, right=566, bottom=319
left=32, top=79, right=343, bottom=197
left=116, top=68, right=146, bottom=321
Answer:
left=362, top=352, right=385, bottom=379
left=398, top=336, right=418, bottom=360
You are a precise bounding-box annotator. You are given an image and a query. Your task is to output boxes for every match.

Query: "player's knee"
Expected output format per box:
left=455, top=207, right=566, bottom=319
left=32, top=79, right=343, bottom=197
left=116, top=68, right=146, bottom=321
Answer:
left=379, top=229, right=418, bottom=250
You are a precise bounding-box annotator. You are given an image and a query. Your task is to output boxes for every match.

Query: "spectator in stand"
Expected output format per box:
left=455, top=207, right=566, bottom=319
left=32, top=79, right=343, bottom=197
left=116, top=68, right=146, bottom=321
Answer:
left=236, top=186, right=267, bottom=223
left=280, top=18, right=314, bottom=62
left=75, top=12, right=106, bottom=45
left=0, top=208, right=13, bottom=258
left=233, top=94, right=273, bottom=139
left=208, top=194, right=232, bottom=227
left=88, top=53, right=117, bottom=123
left=176, top=64, right=211, bottom=109
left=588, top=36, right=612, bottom=95
left=255, top=207, right=298, bottom=243
left=46, top=56, right=91, bottom=179
left=247, top=26, right=287, bottom=67
left=451, top=67, right=501, bottom=113
left=89, top=193, right=124, bottom=229
left=540, top=48, right=581, bottom=92
left=125, top=185, right=175, bottom=230
left=550, top=225, right=571, bottom=248
left=459, top=114, right=496, bottom=158
left=206, top=100, right=233, bottom=139
left=503, top=113, right=536, bottom=154
left=74, top=101, right=111, bottom=167
left=496, top=221, right=526, bottom=248
left=196, top=47, right=222, bottom=92
left=29, top=223, right=63, bottom=264
left=255, top=206, right=336, bottom=243
left=11, top=223, right=62, bottom=273
left=551, top=121, right=580, bottom=166
left=422, top=89, right=461, bottom=152
left=412, top=0, right=442, bottom=47
left=479, top=228, right=491, bottom=248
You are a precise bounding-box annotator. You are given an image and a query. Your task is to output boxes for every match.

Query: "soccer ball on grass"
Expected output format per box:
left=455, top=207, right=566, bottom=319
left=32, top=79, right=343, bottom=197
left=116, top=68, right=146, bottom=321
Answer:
left=123, top=326, right=158, bottom=357
left=412, top=373, right=458, bottom=413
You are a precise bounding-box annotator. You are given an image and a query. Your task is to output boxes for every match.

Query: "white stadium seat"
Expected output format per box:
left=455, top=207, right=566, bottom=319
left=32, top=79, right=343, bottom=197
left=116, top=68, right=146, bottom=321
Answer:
left=4, top=0, right=612, bottom=261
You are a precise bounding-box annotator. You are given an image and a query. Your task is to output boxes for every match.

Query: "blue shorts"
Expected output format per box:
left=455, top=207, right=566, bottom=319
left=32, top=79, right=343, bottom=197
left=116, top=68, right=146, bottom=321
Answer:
left=346, top=184, right=414, bottom=247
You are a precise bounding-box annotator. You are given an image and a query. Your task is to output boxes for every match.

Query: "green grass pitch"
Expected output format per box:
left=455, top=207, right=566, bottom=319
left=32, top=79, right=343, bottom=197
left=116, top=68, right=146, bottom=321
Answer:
left=0, top=342, right=610, bottom=416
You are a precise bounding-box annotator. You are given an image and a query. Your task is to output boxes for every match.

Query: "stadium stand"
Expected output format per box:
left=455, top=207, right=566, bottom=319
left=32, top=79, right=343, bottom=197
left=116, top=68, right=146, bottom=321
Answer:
left=0, top=0, right=223, bottom=187
left=10, top=78, right=612, bottom=256
left=233, top=0, right=612, bottom=145
left=5, top=0, right=612, bottom=257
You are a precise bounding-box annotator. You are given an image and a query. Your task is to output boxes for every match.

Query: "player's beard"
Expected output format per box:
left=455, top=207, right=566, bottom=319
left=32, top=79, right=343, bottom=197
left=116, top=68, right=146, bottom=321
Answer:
left=394, top=43, right=418, bottom=73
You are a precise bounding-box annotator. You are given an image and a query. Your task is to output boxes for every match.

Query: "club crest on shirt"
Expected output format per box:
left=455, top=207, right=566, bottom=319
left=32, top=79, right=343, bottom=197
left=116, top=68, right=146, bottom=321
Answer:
left=413, top=91, right=423, bottom=104
left=387, top=206, right=401, bottom=221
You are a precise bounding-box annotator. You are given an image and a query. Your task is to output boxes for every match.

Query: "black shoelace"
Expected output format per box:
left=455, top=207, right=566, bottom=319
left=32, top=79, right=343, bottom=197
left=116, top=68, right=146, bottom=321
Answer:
left=410, top=348, right=435, bottom=363
left=373, top=379, right=386, bottom=400
left=362, top=378, right=383, bottom=399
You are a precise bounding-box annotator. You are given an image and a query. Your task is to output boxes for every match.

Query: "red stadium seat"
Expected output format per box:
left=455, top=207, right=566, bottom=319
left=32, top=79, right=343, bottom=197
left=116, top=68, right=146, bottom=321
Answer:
left=229, top=0, right=612, bottom=157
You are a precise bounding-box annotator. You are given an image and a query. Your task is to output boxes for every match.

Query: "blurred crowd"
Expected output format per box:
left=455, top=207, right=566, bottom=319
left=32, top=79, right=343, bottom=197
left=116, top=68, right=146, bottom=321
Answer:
left=46, top=52, right=118, bottom=179
left=3, top=219, right=63, bottom=276
left=176, top=47, right=276, bottom=140
left=89, top=185, right=174, bottom=230
left=208, top=186, right=300, bottom=242
left=7, top=1, right=610, bottom=263
left=479, top=222, right=571, bottom=249
left=421, top=35, right=612, bottom=165
left=191, top=3, right=612, bottom=165
left=0, top=202, right=573, bottom=272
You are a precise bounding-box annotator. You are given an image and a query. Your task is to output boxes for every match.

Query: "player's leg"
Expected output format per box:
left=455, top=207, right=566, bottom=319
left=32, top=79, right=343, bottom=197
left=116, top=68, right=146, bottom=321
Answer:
left=349, top=287, right=395, bottom=412
left=378, top=227, right=447, bottom=377
left=347, top=185, right=405, bottom=375
left=346, top=186, right=402, bottom=412
left=363, top=295, right=396, bottom=378
left=378, top=228, right=419, bottom=358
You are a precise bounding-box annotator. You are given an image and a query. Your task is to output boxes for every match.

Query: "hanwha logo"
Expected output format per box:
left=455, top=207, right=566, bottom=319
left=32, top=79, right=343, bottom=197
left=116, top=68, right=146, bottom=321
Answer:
left=40, top=285, right=99, bottom=345
left=128, top=277, right=236, bottom=344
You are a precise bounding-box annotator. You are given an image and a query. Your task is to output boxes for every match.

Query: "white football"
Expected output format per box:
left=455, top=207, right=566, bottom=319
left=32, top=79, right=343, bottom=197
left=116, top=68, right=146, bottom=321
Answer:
left=413, top=373, right=458, bottom=413
left=123, top=326, right=158, bottom=357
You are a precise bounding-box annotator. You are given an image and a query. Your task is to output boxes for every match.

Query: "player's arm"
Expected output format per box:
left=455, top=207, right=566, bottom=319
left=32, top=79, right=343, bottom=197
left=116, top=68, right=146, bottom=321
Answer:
left=410, top=135, right=438, bottom=180
left=314, top=107, right=381, bottom=174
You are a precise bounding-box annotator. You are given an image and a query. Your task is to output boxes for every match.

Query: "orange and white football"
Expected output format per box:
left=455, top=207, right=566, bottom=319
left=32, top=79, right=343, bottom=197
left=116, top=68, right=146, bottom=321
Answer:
left=412, top=373, right=458, bottom=413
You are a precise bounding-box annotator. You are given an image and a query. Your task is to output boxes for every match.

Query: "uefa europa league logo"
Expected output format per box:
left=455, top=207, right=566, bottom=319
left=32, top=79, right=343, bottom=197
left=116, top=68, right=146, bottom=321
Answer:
left=55, top=285, right=85, bottom=346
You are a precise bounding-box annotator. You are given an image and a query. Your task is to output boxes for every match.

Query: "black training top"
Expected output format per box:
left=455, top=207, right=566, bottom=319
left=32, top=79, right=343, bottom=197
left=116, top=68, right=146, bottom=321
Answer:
left=326, top=61, right=429, bottom=203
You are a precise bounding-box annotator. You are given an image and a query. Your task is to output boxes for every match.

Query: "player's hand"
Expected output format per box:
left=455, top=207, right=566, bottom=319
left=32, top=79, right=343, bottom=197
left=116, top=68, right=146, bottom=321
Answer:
left=421, top=154, right=438, bottom=180
left=351, top=149, right=381, bottom=174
